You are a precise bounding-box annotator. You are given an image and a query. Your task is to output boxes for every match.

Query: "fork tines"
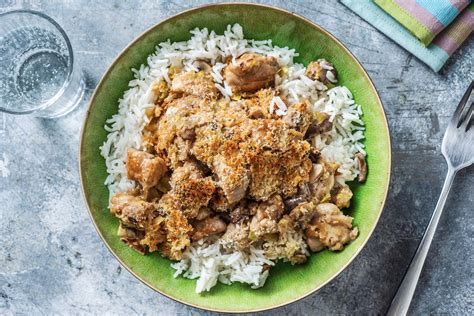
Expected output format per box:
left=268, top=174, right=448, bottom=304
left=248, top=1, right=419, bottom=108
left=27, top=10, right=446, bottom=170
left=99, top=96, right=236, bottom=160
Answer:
left=454, top=80, right=474, bottom=130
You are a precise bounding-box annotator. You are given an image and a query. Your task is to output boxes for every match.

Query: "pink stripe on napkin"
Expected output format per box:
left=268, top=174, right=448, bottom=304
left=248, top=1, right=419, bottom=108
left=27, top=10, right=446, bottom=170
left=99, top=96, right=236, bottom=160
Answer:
left=448, top=0, right=470, bottom=11
left=395, top=0, right=445, bottom=34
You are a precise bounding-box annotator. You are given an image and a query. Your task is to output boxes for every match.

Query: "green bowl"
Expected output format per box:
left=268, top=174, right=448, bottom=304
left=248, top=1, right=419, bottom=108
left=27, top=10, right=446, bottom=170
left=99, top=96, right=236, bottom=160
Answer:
left=80, top=3, right=391, bottom=313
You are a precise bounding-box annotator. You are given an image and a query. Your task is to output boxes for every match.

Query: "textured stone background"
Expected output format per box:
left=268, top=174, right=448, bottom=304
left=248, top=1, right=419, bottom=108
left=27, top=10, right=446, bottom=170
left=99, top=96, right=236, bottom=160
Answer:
left=0, top=0, right=473, bottom=315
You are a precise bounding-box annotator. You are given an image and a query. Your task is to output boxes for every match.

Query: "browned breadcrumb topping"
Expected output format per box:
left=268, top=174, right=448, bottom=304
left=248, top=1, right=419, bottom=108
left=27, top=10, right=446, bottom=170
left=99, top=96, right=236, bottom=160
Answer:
left=109, top=54, right=358, bottom=263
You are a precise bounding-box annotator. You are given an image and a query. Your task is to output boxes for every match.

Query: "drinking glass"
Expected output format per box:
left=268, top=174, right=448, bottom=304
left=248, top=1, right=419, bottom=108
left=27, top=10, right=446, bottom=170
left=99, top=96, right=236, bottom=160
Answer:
left=0, top=10, right=85, bottom=118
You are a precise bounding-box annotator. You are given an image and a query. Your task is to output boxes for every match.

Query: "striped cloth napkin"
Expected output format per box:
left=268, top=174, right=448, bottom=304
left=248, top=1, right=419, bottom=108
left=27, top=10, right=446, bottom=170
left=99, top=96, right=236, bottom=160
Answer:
left=341, top=0, right=474, bottom=71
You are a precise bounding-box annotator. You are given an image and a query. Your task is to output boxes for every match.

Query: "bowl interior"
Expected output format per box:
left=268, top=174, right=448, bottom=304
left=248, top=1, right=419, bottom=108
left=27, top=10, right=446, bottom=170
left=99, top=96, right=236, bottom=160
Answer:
left=80, top=4, right=390, bottom=312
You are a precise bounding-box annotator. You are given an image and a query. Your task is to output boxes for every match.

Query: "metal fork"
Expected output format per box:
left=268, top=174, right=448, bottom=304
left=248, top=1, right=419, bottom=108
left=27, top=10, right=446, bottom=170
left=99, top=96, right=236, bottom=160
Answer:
left=387, top=81, right=474, bottom=316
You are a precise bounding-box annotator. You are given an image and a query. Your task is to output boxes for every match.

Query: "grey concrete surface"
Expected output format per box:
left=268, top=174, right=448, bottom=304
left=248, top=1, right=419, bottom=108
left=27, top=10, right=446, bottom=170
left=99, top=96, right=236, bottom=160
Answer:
left=0, top=0, right=473, bottom=315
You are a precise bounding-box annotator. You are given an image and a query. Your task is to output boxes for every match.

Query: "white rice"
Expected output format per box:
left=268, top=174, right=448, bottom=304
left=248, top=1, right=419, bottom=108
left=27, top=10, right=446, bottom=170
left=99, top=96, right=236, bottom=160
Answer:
left=100, top=24, right=365, bottom=293
left=171, top=239, right=274, bottom=293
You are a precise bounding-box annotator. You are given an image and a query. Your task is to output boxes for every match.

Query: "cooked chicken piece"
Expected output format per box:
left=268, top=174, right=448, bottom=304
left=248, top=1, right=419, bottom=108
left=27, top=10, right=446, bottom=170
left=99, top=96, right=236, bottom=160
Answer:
left=247, top=145, right=312, bottom=201
left=139, top=214, right=167, bottom=253
left=282, top=101, right=312, bottom=134
left=154, top=95, right=210, bottom=168
left=111, top=191, right=189, bottom=257
left=263, top=239, right=308, bottom=264
left=240, top=90, right=273, bottom=120
left=117, top=223, right=146, bottom=254
left=192, top=101, right=250, bottom=167
left=169, top=162, right=216, bottom=218
left=224, top=53, right=279, bottom=93
left=305, top=59, right=337, bottom=84
left=170, top=160, right=204, bottom=184
left=221, top=221, right=251, bottom=251
left=252, top=194, right=285, bottom=220
left=249, top=119, right=302, bottom=152
left=305, top=203, right=358, bottom=252
left=170, top=136, right=193, bottom=165
left=356, top=152, right=367, bottom=182
left=159, top=200, right=193, bottom=260
left=192, top=216, right=227, bottom=241
left=331, top=185, right=353, bottom=209
left=288, top=202, right=316, bottom=229
left=305, top=236, right=324, bottom=253
left=126, top=149, right=167, bottom=192
left=245, top=88, right=275, bottom=119
left=262, top=218, right=308, bottom=264
left=195, top=207, right=212, bottom=221
left=280, top=141, right=312, bottom=197
left=209, top=188, right=232, bottom=212
left=110, top=191, right=157, bottom=230
left=249, top=195, right=285, bottom=238
left=212, top=154, right=249, bottom=204
left=246, top=119, right=312, bottom=200
left=229, top=202, right=249, bottom=223
left=171, top=71, right=218, bottom=99
left=248, top=150, right=281, bottom=200
left=191, top=123, right=225, bottom=166
left=305, top=112, right=333, bottom=137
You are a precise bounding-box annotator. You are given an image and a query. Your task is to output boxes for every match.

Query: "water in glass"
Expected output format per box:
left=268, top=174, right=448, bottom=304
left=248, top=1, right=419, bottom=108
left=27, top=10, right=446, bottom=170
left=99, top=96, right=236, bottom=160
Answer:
left=0, top=10, right=84, bottom=118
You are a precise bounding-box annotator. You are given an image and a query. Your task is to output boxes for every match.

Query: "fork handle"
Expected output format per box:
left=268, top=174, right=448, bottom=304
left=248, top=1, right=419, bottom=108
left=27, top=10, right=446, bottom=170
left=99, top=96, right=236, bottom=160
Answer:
left=387, top=167, right=457, bottom=316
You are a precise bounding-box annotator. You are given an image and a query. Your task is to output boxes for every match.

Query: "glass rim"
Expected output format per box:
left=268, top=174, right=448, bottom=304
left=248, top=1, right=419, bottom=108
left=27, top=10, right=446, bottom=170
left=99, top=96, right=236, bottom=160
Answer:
left=0, top=9, right=75, bottom=115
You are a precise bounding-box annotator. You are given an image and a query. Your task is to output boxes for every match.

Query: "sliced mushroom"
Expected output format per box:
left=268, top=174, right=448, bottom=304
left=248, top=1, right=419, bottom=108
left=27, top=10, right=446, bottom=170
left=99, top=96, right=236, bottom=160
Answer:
left=309, top=147, right=321, bottom=163
left=309, top=163, right=324, bottom=182
left=192, top=60, right=211, bottom=73
left=284, top=182, right=312, bottom=211
left=307, top=159, right=336, bottom=204
left=305, top=112, right=333, bottom=137
left=305, top=59, right=338, bottom=84
left=355, top=153, right=367, bottom=182
left=284, top=196, right=307, bottom=211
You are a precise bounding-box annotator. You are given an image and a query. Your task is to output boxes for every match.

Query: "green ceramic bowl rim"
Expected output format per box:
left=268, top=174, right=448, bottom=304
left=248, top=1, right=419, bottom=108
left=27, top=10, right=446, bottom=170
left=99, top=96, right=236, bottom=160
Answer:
left=79, top=2, right=391, bottom=313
